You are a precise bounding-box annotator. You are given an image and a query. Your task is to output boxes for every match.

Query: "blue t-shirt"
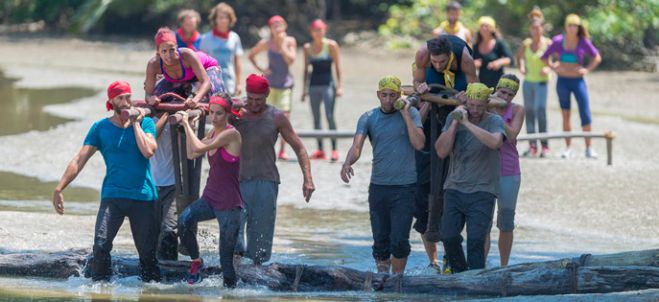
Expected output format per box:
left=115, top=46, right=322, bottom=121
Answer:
left=356, top=107, right=423, bottom=186
left=83, top=118, right=158, bottom=201
left=199, top=31, right=244, bottom=95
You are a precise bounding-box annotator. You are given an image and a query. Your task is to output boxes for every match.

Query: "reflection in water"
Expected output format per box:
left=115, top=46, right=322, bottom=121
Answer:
left=0, top=171, right=98, bottom=204
left=0, top=70, right=97, bottom=136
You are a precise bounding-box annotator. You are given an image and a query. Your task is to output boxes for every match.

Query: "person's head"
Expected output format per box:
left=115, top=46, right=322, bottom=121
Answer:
left=208, top=95, right=239, bottom=128
left=268, top=15, right=287, bottom=36
left=427, top=36, right=454, bottom=72
left=477, top=16, right=497, bottom=42
left=495, top=74, right=520, bottom=103
left=105, top=80, right=132, bottom=115
left=377, top=75, right=401, bottom=112
left=245, top=74, right=270, bottom=114
left=309, top=19, right=328, bottom=41
left=209, top=2, right=237, bottom=32
left=528, top=7, right=545, bottom=39
left=177, top=9, right=201, bottom=34
left=155, top=27, right=178, bottom=64
left=445, top=1, right=462, bottom=24
left=465, top=82, right=493, bottom=119
left=565, top=14, right=589, bottom=39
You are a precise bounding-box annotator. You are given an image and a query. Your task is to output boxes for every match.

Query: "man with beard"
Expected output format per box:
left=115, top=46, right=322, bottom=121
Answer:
left=52, top=81, right=160, bottom=282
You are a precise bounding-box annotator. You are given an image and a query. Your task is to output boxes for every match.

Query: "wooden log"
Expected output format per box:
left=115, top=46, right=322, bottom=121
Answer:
left=1, top=249, right=657, bottom=297
left=167, top=109, right=205, bottom=125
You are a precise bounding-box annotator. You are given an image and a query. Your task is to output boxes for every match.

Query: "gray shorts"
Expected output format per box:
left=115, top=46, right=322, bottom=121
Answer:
left=496, top=175, right=521, bottom=232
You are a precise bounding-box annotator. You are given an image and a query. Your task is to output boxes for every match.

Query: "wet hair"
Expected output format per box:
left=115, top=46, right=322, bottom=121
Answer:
left=427, top=36, right=453, bottom=57
left=209, top=2, right=237, bottom=28
left=500, top=74, right=520, bottom=85
left=445, top=1, right=462, bottom=11
left=177, top=9, right=201, bottom=26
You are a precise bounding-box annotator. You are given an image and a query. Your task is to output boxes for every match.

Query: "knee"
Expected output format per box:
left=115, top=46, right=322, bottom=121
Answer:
left=177, top=209, right=194, bottom=231
left=441, top=234, right=462, bottom=246
left=391, top=240, right=411, bottom=258
left=497, top=208, right=515, bottom=232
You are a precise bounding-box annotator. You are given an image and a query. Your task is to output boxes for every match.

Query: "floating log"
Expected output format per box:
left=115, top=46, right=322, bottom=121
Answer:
left=0, top=249, right=657, bottom=298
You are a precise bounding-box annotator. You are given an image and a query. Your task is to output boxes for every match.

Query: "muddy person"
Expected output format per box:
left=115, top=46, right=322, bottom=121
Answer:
left=248, top=15, right=296, bottom=160
left=341, top=76, right=425, bottom=274
left=412, top=35, right=477, bottom=271
left=175, top=96, right=243, bottom=287
left=234, top=74, right=315, bottom=265
left=435, top=83, right=506, bottom=273
left=52, top=81, right=160, bottom=282
left=484, top=75, right=524, bottom=266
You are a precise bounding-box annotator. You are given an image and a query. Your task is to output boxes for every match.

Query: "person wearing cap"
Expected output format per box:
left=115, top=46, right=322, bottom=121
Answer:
left=435, top=82, right=506, bottom=272
left=473, top=16, right=514, bottom=88
left=174, top=96, right=243, bottom=287
left=341, top=76, right=425, bottom=274
left=484, top=74, right=524, bottom=267
left=52, top=81, right=160, bottom=282
left=175, top=9, right=202, bottom=51
left=234, top=74, right=315, bottom=266
left=301, top=19, right=343, bottom=162
left=248, top=15, right=297, bottom=160
left=200, top=2, right=244, bottom=96
left=432, top=1, right=472, bottom=44
left=541, top=14, right=602, bottom=159
left=145, top=27, right=225, bottom=107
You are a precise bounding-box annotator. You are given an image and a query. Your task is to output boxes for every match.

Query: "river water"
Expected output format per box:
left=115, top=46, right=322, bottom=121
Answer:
left=0, top=39, right=657, bottom=301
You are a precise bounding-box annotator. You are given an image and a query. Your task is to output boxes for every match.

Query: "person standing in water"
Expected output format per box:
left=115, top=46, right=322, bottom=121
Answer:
left=176, top=96, right=243, bottom=287
left=248, top=15, right=296, bottom=160
left=301, top=19, right=343, bottom=162
left=541, top=14, right=602, bottom=159
left=52, top=81, right=160, bottom=282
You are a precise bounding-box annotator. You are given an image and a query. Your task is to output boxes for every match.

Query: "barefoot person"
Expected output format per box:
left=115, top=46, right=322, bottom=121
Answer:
left=542, top=14, right=602, bottom=159
left=248, top=15, right=297, bottom=160
left=52, top=81, right=160, bottom=282
left=235, top=74, right=315, bottom=265
left=176, top=96, right=243, bottom=287
left=341, top=76, right=425, bottom=274
left=485, top=75, right=524, bottom=266
left=436, top=83, right=506, bottom=272
left=301, top=19, right=343, bottom=162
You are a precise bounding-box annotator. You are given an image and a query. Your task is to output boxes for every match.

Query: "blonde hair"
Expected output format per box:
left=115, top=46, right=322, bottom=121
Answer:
left=177, top=9, right=201, bottom=26
left=528, top=6, right=544, bottom=25
left=209, top=3, right=237, bottom=28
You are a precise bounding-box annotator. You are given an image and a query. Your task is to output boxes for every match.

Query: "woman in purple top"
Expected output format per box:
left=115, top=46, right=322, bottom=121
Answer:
left=485, top=74, right=525, bottom=267
left=176, top=96, right=243, bottom=287
left=541, top=14, right=602, bottom=159
left=145, top=27, right=226, bottom=107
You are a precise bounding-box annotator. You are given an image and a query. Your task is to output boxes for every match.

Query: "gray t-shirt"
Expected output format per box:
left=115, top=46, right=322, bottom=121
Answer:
left=200, top=31, right=244, bottom=95
left=442, top=113, right=506, bottom=196
left=356, top=107, right=423, bottom=186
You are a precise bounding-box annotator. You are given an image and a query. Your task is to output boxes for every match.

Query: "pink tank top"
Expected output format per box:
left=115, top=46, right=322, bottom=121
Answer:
left=500, top=103, right=521, bottom=176
left=160, top=49, right=218, bottom=83
left=201, top=127, right=244, bottom=210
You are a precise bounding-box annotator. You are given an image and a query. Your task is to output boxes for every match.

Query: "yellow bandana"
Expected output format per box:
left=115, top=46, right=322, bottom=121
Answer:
left=478, top=16, right=496, bottom=29
left=439, top=21, right=464, bottom=35
left=496, top=78, right=519, bottom=94
left=378, top=75, right=401, bottom=92
left=466, top=83, right=493, bottom=102
left=443, top=52, right=456, bottom=89
left=565, top=14, right=581, bottom=28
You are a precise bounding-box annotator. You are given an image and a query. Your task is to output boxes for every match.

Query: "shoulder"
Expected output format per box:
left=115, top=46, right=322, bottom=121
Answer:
left=147, top=56, right=159, bottom=67
left=286, top=36, right=297, bottom=45
left=488, top=113, right=505, bottom=124
left=551, top=34, right=564, bottom=43
left=303, top=42, right=310, bottom=50
left=221, top=126, right=241, bottom=139
left=522, top=38, right=532, bottom=47
left=512, top=103, right=524, bottom=113
left=327, top=39, right=339, bottom=48
left=415, top=46, right=429, bottom=66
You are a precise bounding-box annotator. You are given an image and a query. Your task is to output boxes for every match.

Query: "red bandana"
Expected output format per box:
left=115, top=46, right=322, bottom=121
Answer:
left=176, top=28, right=200, bottom=50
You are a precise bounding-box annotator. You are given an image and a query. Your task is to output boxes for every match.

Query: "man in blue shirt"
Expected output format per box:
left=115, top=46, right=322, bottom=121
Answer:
left=52, top=81, right=160, bottom=282
left=341, top=76, right=425, bottom=274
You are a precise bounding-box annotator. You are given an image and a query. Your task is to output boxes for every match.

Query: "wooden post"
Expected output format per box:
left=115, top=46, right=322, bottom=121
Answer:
left=605, top=131, right=616, bottom=166
left=170, top=123, right=183, bottom=195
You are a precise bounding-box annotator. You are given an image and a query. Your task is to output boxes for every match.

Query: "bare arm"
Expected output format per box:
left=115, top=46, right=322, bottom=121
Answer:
left=301, top=43, right=310, bottom=101
left=276, top=112, right=315, bottom=202
left=400, top=103, right=425, bottom=150
left=585, top=53, right=602, bottom=73
left=248, top=40, right=269, bottom=73
left=516, top=42, right=526, bottom=74
left=180, top=117, right=238, bottom=159
left=413, top=47, right=429, bottom=92
left=280, top=36, right=297, bottom=65
left=436, top=119, right=458, bottom=159
left=145, top=58, right=160, bottom=104
left=132, top=114, right=157, bottom=158
left=52, top=145, right=97, bottom=215
left=154, top=112, right=169, bottom=139
left=340, top=134, right=367, bottom=183
left=329, top=41, right=343, bottom=96
left=503, top=105, right=525, bottom=141
left=182, top=49, right=211, bottom=104
left=234, top=54, right=243, bottom=95
left=461, top=47, right=479, bottom=83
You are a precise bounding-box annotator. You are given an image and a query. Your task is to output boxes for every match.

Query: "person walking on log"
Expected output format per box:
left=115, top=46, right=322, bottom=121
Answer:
left=145, top=27, right=226, bottom=107
left=175, top=96, right=243, bottom=287
left=412, top=35, right=477, bottom=272
left=234, top=74, right=315, bottom=266
left=248, top=15, right=297, bottom=160
left=484, top=74, right=524, bottom=266
left=435, top=83, right=506, bottom=273
left=52, top=81, right=160, bottom=282
left=541, top=14, right=602, bottom=159
left=341, top=76, right=425, bottom=274
left=301, top=19, right=343, bottom=162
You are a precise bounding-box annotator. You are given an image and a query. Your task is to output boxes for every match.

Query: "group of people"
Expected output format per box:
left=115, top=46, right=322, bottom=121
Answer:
left=50, top=2, right=603, bottom=287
